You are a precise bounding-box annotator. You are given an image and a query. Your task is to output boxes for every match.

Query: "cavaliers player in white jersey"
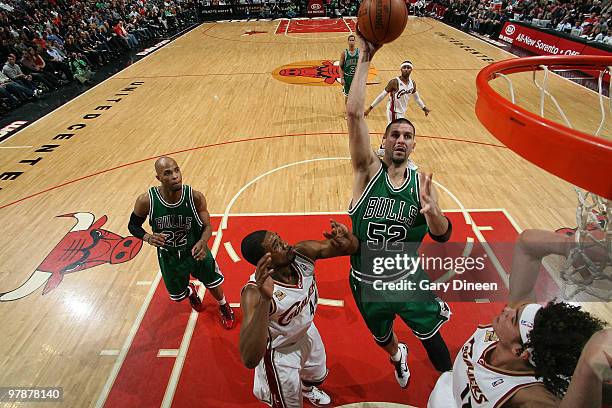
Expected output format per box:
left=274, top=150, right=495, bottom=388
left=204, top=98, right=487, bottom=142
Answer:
left=365, top=61, right=431, bottom=123
left=365, top=61, right=429, bottom=162
left=428, top=229, right=611, bottom=407
left=239, top=220, right=358, bottom=408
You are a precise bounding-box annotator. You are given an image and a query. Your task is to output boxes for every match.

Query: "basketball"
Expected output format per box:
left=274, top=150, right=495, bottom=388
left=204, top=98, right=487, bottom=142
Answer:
left=357, top=0, right=408, bottom=44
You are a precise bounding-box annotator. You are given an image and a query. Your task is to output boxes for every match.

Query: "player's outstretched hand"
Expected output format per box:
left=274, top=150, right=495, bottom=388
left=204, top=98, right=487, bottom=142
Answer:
left=423, top=107, right=432, bottom=116
left=147, top=232, right=166, bottom=247
left=191, top=239, right=207, bottom=261
left=255, top=253, right=275, bottom=300
left=419, top=172, right=440, bottom=216
left=323, top=219, right=355, bottom=252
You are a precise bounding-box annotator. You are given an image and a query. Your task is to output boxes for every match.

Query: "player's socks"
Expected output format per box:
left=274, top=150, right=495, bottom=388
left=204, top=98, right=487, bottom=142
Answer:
left=391, top=347, right=402, bottom=362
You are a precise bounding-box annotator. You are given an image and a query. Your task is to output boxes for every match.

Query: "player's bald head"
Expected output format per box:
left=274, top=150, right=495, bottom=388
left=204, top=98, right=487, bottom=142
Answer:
left=154, top=156, right=177, bottom=175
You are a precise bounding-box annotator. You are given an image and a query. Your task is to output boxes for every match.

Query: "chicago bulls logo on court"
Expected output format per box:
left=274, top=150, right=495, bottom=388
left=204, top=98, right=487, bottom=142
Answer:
left=271, top=60, right=379, bottom=86
left=0, top=212, right=142, bottom=302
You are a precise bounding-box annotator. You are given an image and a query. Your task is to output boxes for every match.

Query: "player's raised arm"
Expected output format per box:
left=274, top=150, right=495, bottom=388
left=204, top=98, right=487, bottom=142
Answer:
left=294, top=219, right=359, bottom=261
left=507, top=229, right=575, bottom=307
left=239, top=253, right=274, bottom=369
left=346, top=34, right=381, bottom=188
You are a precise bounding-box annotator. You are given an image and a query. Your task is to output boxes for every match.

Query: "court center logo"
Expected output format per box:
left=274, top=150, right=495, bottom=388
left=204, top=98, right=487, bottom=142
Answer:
left=272, top=60, right=378, bottom=86
left=0, top=212, right=142, bottom=301
left=505, top=24, right=516, bottom=36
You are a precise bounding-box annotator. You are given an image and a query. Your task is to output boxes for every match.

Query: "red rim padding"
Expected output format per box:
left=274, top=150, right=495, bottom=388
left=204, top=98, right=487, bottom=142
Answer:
left=475, top=55, right=612, bottom=199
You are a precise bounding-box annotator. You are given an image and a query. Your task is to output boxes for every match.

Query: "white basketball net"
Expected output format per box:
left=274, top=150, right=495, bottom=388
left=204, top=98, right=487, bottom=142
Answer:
left=497, top=63, right=612, bottom=301
left=560, top=191, right=611, bottom=300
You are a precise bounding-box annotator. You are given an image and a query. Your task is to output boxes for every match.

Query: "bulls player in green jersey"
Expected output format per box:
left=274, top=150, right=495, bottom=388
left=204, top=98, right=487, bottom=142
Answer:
left=345, top=33, right=453, bottom=387
left=339, top=34, right=359, bottom=118
left=128, top=156, right=235, bottom=329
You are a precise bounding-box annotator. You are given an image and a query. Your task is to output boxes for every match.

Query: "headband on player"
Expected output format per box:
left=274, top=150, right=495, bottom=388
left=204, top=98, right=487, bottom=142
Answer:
left=400, top=61, right=413, bottom=69
left=519, top=303, right=543, bottom=366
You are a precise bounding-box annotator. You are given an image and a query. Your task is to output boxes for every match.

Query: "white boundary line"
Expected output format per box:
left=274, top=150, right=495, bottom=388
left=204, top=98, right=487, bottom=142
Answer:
left=158, top=349, right=180, bottom=358
left=501, top=208, right=523, bottom=233
left=95, top=271, right=162, bottom=408
left=318, top=298, right=344, bottom=307
left=342, top=17, right=353, bottom=33
left=0, top=121, right=28, bottom=145
left=274, top=18, right=284, bottom=34
left=224, top=241, right=241, bottom=262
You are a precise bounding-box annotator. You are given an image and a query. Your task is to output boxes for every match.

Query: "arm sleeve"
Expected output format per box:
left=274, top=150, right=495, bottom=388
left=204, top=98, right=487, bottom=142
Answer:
left=370, top=89, right=388, bottom=109
left=428, top=217, right=452, bottom=242
left=413, top=91, right=426, bottom=109
left=128, top=212, right=148, bottom=240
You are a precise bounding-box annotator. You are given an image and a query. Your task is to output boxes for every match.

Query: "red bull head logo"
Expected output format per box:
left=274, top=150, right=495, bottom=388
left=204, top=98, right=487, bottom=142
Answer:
left=0, top=212, right=142, bottom=301
left=272, top=60, right=379, bottom=86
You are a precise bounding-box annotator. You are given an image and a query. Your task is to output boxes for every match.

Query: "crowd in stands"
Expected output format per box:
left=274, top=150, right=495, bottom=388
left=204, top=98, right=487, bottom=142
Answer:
left=199, top=0, right=358, bottom=19
left=0, top=0, right=200, bottom=113
left=424, top=0, right=612, bottom=44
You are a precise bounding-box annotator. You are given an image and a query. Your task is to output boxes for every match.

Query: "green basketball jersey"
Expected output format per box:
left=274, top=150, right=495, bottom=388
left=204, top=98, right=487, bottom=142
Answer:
left=148, top=185, right=203, bottom=250
left=342, top=48, right=359, bottom=80
left=349, top=162, right=428, bottom=277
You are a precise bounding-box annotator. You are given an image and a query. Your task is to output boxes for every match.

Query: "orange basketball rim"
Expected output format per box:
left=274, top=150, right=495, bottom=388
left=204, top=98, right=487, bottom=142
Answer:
left=475, top=55, right=612, bottom=200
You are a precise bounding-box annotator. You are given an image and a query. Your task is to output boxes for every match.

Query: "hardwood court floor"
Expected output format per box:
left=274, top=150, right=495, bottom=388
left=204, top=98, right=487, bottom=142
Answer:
left=0, top=17, right=609, bottom=407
